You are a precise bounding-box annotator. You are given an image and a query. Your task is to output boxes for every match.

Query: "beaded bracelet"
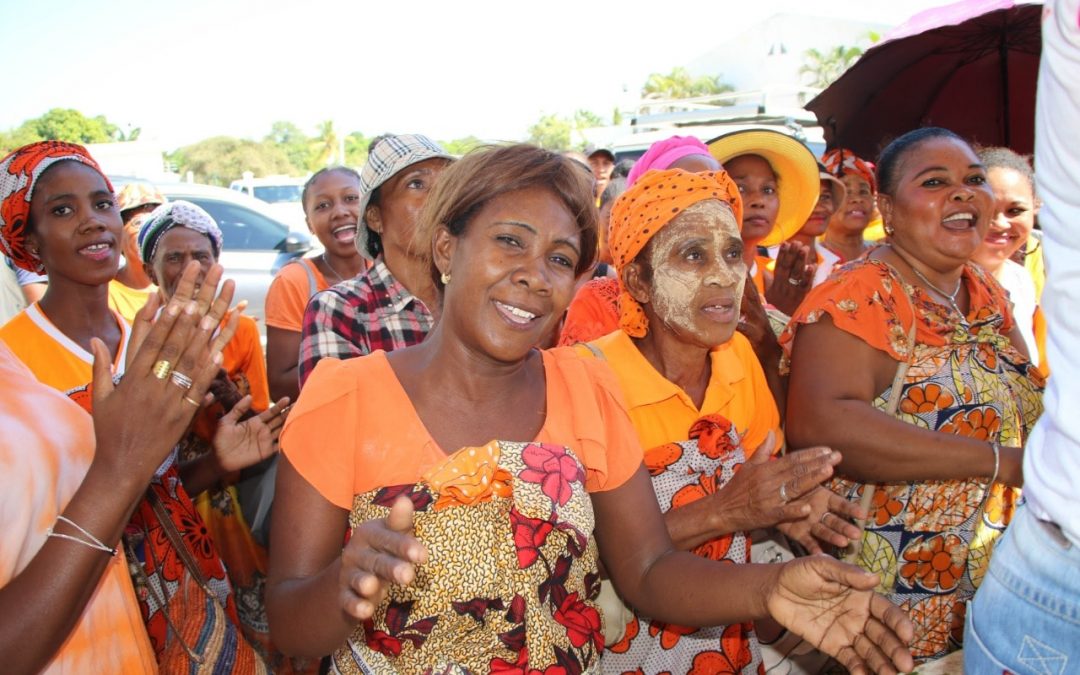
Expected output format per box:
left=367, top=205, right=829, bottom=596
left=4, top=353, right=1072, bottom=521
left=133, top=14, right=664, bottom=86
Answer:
left=46, top=515, right=117, bottom=557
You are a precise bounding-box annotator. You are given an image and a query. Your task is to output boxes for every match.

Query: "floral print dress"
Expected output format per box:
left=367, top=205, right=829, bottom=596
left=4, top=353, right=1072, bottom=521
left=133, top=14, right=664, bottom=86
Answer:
left=602, top=415, right=763, bottom=675
left=331, top=439, right=606, bottom=674
left=780, top=259, right=1045, bottom=660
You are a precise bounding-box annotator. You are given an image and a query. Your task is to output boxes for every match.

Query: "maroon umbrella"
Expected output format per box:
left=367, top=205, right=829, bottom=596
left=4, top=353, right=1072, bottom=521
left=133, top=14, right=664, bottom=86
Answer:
left=806, top=0, right=1042, bottom=159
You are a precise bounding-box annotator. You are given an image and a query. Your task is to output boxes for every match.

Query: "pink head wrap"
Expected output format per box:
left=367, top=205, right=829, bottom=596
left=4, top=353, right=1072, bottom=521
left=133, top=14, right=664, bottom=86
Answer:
left=626, top=135, right=713, bottom=187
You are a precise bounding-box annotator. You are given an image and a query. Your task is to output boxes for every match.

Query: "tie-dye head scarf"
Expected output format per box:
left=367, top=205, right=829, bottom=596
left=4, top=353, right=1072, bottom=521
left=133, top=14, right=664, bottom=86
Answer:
left=608, top=168, right=743, bottom=337
left=137, top=200, right=224, bottom=264
left=0, top=141, right=113, bottom=273
left=625, top=135, right=714, bottom=187
left=821, top=148, right=877, bottom=194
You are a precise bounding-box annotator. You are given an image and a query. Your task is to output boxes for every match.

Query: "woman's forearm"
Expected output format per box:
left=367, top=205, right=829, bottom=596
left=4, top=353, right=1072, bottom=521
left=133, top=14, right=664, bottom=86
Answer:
left=266, top=557, right=357, bottom=657
left=0, top=461, right=146, bottom=674
left=787, top=396, right=1008, bottom=484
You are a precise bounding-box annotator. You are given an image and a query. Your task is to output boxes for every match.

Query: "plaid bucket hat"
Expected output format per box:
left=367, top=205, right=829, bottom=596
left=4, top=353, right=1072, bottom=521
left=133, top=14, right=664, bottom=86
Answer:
left=356, top=133, right=455, bottom=260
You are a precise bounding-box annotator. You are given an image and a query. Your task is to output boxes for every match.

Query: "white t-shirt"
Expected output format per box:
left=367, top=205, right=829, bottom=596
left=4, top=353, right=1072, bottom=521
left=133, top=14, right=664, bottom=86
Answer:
left=1023, top=0, right=1080, bottom=544
left=996, top=259, right=1039, bottom=367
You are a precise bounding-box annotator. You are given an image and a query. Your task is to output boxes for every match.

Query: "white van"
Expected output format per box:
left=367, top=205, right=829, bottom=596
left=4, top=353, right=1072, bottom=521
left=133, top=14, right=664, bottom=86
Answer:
left=229, top=174, right=308, bottom=234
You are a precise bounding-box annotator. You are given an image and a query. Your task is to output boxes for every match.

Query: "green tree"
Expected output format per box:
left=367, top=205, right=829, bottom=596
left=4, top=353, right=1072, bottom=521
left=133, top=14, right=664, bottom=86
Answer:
left=343, top=131, right=370, bottom=167
left=439, top=136, right=483, bottom=156
left=171, top=136, right=295, bottom=186
left=641, top=67, right=735, bottom=100
left=526, top=110, right=605, bottom=151
left=799, top=45, right=865, bottom=88
left=265, top=121, right=313, bottom=171
left=527, top=113, right=574, bottom=150
left=0, top=108, right=127, bottom=151
left=310, top=120, right=340, bottom=168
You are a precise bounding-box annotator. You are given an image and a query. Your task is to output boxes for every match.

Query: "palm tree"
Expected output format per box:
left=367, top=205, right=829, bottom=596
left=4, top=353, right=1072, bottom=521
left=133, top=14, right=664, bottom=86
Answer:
left=641, top=67, right=734, bottom=100
left=311, top=120, right=339, bottom=167
left=800, top=46, right=865, bottom=89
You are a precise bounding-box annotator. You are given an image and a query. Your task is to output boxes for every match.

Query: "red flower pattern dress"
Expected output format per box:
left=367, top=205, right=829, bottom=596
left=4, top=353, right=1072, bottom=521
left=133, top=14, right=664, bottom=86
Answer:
left=780, top=259, right=1045, bottom=660
left=601, top=415, right=763, bottom=675
left=331, top=439, right=606, bottom=674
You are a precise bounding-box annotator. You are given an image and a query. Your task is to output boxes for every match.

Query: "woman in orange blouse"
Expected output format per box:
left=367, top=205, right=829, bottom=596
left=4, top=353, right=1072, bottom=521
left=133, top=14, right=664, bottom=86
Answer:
left=267, top=145, right=914, bottom=674
left=264, top=167, right=367, bottom=401
left=783, top=128, right=1044, bottom=660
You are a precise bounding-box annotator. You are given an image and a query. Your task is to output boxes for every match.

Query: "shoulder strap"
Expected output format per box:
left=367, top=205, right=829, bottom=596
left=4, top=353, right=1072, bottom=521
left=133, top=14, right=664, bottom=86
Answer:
left=147, top=489, right=214, bottom=590
left=297, top=258, right=320, bottom=299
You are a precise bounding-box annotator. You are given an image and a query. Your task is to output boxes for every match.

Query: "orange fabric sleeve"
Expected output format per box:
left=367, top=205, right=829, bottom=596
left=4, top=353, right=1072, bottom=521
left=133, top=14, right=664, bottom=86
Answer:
left=264, top=259, right=325, bottom=332
left=222, top=315, right=270, bottom=411
left=280, top=357, right=366, bottom=509
left=558, top=277, right=621, bottom=347
left=542, top=347, right=643, bottom=493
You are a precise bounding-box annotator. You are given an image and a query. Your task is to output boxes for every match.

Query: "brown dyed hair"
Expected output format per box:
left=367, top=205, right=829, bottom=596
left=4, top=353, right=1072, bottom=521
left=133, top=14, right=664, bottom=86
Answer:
left=415, top=144, right=599, bottom=289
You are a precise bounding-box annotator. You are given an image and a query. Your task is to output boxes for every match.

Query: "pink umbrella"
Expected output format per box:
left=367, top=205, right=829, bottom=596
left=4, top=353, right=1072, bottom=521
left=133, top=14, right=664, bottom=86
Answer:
left=807, top=0, right=1043, bottom=159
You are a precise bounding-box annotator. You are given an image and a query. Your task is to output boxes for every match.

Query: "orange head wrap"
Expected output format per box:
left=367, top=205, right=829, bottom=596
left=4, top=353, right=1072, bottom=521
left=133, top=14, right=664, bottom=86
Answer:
left=821, top=148, right=877, bottom=194
left=608, top=168, right=742, bottom=337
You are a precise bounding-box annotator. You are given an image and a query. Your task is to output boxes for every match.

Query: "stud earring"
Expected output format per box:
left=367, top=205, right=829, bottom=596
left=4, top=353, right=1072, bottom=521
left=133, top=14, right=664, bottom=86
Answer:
left=440, top=271, right=451, bottom=285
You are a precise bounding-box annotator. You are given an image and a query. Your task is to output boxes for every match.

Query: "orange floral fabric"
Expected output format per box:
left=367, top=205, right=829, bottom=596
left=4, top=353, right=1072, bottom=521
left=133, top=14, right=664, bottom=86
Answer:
left=422, top=440, right=513, bottom=510
left=780, top=257, right=1045, bottom=660
left=603, top=415, right=761, bottom=673
left=558, top=276, right=620, bottom=346
left=608, top=169, right=743, bottom=338
left=821, top=147, right=876, bottom=193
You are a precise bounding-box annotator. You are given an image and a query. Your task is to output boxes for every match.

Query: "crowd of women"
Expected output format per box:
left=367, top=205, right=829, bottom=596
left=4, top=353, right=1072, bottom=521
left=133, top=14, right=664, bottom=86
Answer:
left=1, top=7, right=1075, bottom=670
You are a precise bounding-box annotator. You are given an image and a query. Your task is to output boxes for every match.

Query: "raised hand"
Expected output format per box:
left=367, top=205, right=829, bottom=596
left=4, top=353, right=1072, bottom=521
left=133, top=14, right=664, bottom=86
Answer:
left=767, top=556, right=914, bottom=674
left=339, top=496, right=429, bottom=621
left=212, top=395, right=290, bottom=473
left=765, top=240, right=815, bottom=316
left=91, top=261, right=237, bottom=485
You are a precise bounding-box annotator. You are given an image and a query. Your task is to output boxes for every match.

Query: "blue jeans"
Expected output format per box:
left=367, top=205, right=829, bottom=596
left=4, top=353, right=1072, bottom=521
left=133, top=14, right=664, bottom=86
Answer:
left=964, top=503, right=1080, bottom=674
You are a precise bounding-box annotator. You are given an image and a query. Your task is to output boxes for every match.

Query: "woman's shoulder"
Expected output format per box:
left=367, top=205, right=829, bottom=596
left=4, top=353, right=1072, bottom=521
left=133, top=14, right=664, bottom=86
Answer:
left=295, top=351, right=391, bottom=408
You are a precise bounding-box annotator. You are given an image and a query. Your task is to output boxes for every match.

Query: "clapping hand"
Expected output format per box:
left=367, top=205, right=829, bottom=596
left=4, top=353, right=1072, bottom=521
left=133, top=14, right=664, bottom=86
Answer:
left=777, top=485, right=867, bottom=554
left=211, top=395, right=290, bottom=473
left=339, top=497, right=429, bottom=620
left=765, top=240, right=816, bottom=316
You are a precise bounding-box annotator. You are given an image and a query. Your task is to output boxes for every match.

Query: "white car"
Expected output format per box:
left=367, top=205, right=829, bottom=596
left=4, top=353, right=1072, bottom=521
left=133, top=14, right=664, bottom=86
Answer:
left=230, top=175, right=308, bottom=234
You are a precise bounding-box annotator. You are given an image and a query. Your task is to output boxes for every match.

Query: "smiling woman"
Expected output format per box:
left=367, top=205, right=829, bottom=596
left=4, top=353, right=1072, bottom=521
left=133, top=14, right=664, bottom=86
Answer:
left=267, top=145, right=916, bottom=674
left=782, top=128, right=1046, bottom=661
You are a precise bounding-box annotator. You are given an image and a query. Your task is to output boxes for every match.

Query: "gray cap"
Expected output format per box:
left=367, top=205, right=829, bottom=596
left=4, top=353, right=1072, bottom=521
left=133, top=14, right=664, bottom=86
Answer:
left=356, top=133, right=455, bottom=260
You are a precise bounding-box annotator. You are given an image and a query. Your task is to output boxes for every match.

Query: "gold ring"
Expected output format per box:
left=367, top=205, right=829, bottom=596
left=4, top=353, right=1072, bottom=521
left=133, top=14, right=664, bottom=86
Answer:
left=182, top=395, right=201, bottom=407
left=152, top=360, right=173, bottom=379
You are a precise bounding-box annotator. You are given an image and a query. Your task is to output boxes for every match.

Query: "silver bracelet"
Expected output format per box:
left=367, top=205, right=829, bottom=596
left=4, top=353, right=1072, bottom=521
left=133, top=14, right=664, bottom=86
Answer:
left=989, top=441, right=1001, bottom=486
left=46, top=515, right=117, bottom=557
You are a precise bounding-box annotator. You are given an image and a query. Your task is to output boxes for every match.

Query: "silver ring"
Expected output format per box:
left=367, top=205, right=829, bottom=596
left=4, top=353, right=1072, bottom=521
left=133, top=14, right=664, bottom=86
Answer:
left=170, top=370, right=194, bottom=391
left=787, top=276, right=802, bottom=286
left=820, top=511, right=830, bottom=525
left=779, top=483, right=790, bottom=503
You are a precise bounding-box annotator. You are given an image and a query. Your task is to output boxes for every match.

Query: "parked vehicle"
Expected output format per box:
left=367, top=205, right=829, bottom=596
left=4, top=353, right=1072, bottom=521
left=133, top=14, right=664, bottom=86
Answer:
left=230, top=174, right=307, bottom=233
left=155, top=182, right=312, bottom=332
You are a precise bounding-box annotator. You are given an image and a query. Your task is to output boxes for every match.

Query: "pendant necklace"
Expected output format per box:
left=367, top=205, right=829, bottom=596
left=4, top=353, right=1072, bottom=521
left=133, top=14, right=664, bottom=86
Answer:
left=909, top=265, right=967, bottom=323
left=321, top=252, right=347, bottom=284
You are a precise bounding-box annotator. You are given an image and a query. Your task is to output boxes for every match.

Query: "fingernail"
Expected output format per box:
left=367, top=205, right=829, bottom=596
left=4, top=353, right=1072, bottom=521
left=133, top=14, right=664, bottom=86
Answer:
left=185, top=301, right=197, bottom=315
left=213, top=352, right=223, bottom=365
left=166, top=302, right=181, bottom=317
left=200, top=315, right=214, bottom=330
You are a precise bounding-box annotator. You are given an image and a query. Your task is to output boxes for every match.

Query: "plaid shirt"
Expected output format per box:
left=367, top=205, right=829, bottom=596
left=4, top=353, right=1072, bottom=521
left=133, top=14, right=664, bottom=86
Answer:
left=297, top=259, right=433, bottom=387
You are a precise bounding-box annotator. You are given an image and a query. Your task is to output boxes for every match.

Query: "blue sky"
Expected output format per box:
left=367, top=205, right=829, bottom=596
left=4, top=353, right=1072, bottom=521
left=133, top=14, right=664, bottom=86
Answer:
left=1, top=0, right=949, bottom=150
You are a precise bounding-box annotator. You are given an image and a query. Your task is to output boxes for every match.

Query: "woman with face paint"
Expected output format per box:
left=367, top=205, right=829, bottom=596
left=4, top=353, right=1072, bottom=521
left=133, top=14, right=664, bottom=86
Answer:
left=585, top=169, right=868, bottom=673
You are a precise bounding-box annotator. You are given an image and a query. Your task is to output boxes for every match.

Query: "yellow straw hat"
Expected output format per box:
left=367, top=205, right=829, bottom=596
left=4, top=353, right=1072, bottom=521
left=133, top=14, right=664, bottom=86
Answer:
left=706, top=129, right=820, bottom=247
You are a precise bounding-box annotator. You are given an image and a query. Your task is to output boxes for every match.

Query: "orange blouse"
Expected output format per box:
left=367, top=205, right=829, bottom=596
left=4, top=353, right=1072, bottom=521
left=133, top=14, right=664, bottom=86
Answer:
left=581, top=329, right=780, bottom=457
left=264, top=258, right=329, bottom=332
left=281, top=347, right=643, bottom=510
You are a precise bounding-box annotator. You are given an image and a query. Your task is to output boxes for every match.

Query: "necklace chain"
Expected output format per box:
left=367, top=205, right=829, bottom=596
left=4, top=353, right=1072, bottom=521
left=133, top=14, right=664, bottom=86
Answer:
left=894, top=251, right=967, bottom=322
left=321, top=252, right=347, bottom=283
